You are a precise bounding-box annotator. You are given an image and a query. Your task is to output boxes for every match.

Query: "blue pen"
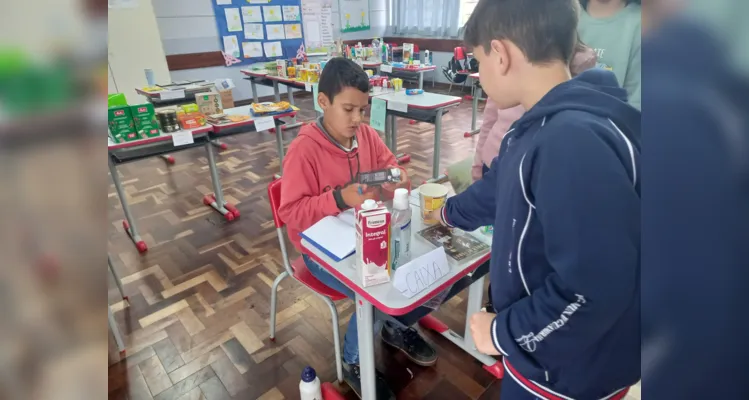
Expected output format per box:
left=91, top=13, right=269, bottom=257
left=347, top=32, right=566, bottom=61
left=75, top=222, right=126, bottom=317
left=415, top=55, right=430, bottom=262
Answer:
left=358, top=186, right=364, bottom=195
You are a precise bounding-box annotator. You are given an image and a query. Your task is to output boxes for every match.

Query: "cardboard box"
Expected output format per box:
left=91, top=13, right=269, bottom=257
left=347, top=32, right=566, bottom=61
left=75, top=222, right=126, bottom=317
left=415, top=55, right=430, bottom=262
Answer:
left=356, top=201, right=392, bottom=287
left=219, top=90, right=234, bottom=109
left=129, top=103, right=160, bottom=138
left=108, top=106, right=140, bottom=142
left=195, top=92, right=222, bottom=115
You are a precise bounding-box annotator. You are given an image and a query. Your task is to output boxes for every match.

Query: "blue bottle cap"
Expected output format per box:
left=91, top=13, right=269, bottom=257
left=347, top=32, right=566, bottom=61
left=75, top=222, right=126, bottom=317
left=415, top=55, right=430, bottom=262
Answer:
left=301, top=366, right=317, bottom=383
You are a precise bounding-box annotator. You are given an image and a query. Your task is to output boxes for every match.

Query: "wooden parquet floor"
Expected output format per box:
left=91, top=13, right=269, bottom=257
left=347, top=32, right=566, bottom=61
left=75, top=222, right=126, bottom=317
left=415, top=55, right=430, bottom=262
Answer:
left=107, top=86, right=508, bottom=399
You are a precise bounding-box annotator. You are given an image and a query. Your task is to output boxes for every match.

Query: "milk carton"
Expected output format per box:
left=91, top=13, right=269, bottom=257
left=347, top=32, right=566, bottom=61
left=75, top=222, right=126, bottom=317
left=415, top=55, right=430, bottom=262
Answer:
left=356, top=200, right=391, bottom=287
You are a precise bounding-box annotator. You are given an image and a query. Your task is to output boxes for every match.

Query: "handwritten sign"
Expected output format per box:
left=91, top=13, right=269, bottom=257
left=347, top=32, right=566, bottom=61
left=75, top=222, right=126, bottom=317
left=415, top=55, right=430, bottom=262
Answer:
left=393, top=247, right=451, bottom=298
left=254, top=116, right=275, bottom=131
left=171, top=130, right=194, bottom=146
left=387, top=101, right=408, bottom=113
left=381, top=64, right=393, bottom=73
left=370, top=98, right=387, bottom=132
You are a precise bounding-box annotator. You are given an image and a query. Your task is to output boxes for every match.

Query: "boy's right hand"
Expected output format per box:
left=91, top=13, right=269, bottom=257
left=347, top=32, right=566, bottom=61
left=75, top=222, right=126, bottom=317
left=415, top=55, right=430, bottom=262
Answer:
left=340, top=183, right=376, bottom=208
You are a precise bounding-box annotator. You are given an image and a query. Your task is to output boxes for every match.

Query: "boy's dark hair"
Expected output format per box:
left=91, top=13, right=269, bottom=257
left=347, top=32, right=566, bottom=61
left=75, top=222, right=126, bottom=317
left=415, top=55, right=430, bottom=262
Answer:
left=318, top=57, right=369, bottom=103
left=463, top=0, right=580, bottom=65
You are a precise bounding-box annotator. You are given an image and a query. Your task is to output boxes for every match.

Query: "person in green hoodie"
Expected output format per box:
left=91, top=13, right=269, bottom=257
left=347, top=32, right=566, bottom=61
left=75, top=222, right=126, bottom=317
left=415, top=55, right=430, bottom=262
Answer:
left=578, top=0, right=641, bottom=110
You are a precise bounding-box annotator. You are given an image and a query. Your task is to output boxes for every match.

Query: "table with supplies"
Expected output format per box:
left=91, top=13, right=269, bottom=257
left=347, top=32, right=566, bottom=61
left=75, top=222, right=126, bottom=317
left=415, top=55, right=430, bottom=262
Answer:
left=240, top=68, right=309, bottom=131
left=108, top=107, right=296, bottom=252
left=372, top=90, right=462, bottom=182
left=301, top=185, right=502, bottom=400
left=379, top=64, right=437, bottom=90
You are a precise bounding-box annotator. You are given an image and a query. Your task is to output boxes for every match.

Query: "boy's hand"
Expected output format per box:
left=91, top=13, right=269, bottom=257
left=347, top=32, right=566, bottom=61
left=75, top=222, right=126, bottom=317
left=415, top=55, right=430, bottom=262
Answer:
left=429, top=207, right=446, bottom=226
left=382, top=167, right=409, bottom=192
left=340, top=183, right=376, bottom=208
left=470, top=312, right=500, bottom=356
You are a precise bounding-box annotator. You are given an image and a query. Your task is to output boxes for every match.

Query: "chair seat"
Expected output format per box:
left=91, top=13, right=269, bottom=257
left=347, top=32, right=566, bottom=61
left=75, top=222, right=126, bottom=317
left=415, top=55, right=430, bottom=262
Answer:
left=291, top=257, right=347, bottom=301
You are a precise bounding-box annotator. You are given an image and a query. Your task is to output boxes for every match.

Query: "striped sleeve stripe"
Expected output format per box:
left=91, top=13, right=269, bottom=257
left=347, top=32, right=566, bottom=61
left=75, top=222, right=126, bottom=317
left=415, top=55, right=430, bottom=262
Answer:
left=491, top=317, right=509, bottom=356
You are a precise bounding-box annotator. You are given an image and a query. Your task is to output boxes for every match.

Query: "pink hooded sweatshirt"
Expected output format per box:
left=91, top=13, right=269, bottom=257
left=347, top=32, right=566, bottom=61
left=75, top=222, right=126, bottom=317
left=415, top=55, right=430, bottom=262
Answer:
left=279, top=121, right=399, bottom=253
left=471, top=45, right=598, bottom=181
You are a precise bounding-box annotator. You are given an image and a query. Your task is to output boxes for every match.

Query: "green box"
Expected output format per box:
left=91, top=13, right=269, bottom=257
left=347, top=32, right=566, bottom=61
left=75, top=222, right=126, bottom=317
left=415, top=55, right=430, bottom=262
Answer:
left=129, top=103, right=160, bottom=138
left=108, top=105, right=140, bottom=142
left=108, top=93, right=128, bottom=107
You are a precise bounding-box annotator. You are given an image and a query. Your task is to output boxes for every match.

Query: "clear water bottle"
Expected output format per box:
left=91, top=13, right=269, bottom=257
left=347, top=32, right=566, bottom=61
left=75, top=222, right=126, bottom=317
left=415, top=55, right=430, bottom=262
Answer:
left=391, top=188, right=412, bottom=269
left=299, top=366, right=322, bottom=400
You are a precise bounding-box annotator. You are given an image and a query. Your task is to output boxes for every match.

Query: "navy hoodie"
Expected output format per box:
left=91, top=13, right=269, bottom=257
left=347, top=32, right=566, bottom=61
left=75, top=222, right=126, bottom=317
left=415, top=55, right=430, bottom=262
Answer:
left=442, top=69, right=641, bottom=399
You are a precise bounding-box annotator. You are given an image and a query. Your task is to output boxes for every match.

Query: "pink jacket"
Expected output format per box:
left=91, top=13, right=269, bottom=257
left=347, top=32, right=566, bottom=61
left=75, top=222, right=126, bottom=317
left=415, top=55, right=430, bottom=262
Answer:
left=471, top=46, right=598, bottom=181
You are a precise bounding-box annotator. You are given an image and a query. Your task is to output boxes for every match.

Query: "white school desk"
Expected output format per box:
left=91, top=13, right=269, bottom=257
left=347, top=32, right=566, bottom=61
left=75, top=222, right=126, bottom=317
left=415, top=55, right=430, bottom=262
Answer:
left=301, top=199, right=501, bottom=400
left=108, top=109, right=296, bottom=252
left=374, top=90, right=462, bottom=182
left=240, top=67, right=306, bottom=130
left=380, top=64, right=438, bottom=90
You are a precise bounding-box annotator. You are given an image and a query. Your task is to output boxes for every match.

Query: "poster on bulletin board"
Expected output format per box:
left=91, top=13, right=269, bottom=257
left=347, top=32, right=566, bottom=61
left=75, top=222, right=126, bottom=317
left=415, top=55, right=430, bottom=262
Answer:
left=301, top=0, right=335, bottom=54
left=212, top=0, right=306, bottom=66
left=338, top=0, right=370, bottom=33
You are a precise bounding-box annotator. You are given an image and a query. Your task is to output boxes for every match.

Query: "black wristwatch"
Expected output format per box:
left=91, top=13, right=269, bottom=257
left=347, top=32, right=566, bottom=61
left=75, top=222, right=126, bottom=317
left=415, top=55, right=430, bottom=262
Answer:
left=333, top=188, right=349, bottom=211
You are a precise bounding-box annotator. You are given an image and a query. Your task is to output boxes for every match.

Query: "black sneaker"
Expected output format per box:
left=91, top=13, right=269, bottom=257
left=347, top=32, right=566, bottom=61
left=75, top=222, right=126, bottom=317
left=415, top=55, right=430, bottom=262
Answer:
left=380, top=322, right=438, bottom=367
left=343, top=362, right=396, bottom=400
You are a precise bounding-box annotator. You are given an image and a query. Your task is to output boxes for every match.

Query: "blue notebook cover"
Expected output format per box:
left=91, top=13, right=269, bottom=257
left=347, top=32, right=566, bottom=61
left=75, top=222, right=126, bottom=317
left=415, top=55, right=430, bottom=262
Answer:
left=299, top=232, right=355, bottom=262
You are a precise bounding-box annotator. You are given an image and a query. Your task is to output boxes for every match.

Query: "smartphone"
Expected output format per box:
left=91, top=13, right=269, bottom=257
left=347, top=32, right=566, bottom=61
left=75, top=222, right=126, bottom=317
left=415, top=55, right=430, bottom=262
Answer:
left=359, top=168, right=402, bottom=186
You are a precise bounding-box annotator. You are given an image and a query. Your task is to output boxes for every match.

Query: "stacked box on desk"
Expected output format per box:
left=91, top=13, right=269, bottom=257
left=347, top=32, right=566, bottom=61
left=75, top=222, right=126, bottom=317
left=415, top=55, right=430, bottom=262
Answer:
left=129, top=103, right=160, bottom=138
left=195, top=92, right=222, bottom=115
left=108, top=105, right=140, bottom=142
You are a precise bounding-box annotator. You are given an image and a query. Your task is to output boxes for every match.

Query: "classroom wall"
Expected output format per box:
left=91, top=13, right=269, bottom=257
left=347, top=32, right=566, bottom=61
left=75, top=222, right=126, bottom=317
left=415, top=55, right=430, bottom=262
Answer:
left=154, top=0, right=387, bottom=101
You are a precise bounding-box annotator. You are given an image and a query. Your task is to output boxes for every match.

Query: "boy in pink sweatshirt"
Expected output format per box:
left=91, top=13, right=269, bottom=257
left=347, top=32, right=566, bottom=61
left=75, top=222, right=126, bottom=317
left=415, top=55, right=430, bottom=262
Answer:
left=278, top=58, right=434, bottom=400
left=472, top=41, right=598, bottom=181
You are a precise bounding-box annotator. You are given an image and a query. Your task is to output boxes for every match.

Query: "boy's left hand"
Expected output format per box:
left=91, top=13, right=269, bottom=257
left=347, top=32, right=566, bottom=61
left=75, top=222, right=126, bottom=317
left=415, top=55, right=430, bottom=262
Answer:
left=470, top=312, right=501, bottom=356
left=382, top=167, right=409, bottom=192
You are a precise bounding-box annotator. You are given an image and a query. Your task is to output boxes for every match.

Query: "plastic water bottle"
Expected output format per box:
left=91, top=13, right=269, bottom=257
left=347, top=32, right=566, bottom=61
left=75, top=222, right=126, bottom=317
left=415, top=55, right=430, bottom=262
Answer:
left=299, top=366, right=322, bottom=400
left=391, top=188, right=412, bottom=270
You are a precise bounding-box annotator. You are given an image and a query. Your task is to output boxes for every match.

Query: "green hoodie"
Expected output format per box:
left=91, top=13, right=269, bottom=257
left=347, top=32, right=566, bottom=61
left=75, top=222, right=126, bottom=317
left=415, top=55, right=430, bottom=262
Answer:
left=578, top=3, right=642, bottom=110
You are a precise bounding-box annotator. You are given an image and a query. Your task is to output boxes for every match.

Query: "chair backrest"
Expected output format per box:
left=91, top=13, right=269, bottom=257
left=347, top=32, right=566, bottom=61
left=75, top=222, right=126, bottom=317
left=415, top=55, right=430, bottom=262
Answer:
left=454, top=46, right=466, bottom=61
left=267, top=178, right=285, bottom=229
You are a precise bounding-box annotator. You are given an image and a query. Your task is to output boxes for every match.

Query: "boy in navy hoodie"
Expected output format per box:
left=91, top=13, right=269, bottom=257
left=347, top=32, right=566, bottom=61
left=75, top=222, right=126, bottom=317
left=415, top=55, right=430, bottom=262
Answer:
left=431, top=0, right=641, bottom=398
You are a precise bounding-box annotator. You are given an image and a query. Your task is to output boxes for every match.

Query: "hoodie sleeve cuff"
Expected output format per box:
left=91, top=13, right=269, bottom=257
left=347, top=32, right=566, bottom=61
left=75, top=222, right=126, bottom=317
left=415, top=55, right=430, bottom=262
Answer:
left=440, top=202, right=455, bottom=228
left=491, top=315, right=510, bottom=357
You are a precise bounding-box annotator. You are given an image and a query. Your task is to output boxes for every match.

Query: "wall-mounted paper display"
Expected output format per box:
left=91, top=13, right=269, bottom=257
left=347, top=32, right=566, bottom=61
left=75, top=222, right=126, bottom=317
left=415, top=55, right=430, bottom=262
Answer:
left=248, top=0, right=270, bottom=3
left=262, top=5, right=283, bottom=22
left=244, top=23, right=264, bottom=40
left=241, top=6, right=262, bottom=23
left=266, top=24, right=286, bottom=40
left=263, top=41, right=282, bottom=58
left=282, top=5, right=300, bottom=21
left=225, top=8, right=243, bottom=32
left=242, top=42, right=264, bottom=58
left=339, top=0, right=370, bottom=33
left=216, top=0, right=231, bottom=5
left=284, top=24, right=302, bottom=39
left=223, top=35, right=240, bottom=58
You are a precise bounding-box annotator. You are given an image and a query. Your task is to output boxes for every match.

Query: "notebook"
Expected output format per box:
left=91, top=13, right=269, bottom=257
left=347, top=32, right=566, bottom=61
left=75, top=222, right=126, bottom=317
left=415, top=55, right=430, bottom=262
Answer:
left=300, top=210, right=356, bottom=261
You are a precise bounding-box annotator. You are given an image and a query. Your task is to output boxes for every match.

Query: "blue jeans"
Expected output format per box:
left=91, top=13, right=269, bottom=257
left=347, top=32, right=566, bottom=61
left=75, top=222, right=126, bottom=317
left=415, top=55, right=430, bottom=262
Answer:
left=303, top=254, right=402, bottom=365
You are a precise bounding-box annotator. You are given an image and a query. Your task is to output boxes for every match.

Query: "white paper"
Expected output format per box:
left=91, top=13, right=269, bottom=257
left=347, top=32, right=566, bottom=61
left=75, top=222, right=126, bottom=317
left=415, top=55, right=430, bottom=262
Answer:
left=387, top=101, right=408, bottom=113
left=240, top=6, right=262, bottom=23
left=223, top=35, right=240, bottom=58
left=301, top=211, right=357, bottom=261
left=380, top=64, right=393, bottom=73
left=263, top=5, right=282, bottom=22
left=215, top=0, right=231, bottom=4
left=284, top=24, right=302, bottom=39
left=263, top=41, right=282, bottom=58
left=301, top=0, right=334, bottom=51
left=242, top=42, right=263, bottom=59
left=171, top=130, right=195, bottom=146
left=254, top=116, right=275, bottom=132
left=282, top=5, right=300, bottom=21
left=265, top=24, right=286, bottom=40
left=109, top=0, right=138, bottom=8
left=243, top=23, right=264, bottom=40
left=393, top=247, right=451, bottom=299
left=305, top=83, right=312, bottom=92
left=160, top=89, right=185, bottom=100
left=225, top=8, right=242, bottom=32
left=339, top=0, right=370, bottom=32
left=248, top=0, right=269, bottom=3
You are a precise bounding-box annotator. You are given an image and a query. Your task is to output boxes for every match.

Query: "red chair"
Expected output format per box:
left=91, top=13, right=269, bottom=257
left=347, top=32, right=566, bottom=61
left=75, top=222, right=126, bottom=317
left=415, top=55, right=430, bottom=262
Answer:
left=267, top=178, right=346, bottom=383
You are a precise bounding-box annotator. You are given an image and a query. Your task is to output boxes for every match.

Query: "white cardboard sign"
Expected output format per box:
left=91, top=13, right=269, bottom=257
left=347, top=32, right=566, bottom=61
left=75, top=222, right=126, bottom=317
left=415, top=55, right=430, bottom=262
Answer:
left=393, top=247, right=451, bottom=298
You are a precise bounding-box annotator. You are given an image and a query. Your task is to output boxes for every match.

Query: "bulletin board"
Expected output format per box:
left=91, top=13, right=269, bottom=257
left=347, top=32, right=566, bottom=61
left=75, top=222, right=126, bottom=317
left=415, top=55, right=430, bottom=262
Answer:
left=213, top=0, right=306, bottom=66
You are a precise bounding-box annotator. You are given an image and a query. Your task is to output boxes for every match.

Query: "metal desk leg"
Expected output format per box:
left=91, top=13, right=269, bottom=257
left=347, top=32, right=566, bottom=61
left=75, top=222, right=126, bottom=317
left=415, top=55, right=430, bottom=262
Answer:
left=251, top=79, right=259, bottom=103
left=465, top=86, right=482, bottom=137
left=390, top=114, right=410, bottom=164
left=273, top=81, right=281, bottom=102
left=274, top=121, right=286, bottom=177
left=284, top=86, right=302, bottom=130
left=108, top=255, right=127, bottom=301
left=160, top=154, right=175, bottom=164
left=109, top=306, right=126, bottom=355
left=109, top=157, right=147, bottom=253
left=203, top=142, right=239, bottom=221
left=426, top=109, right=448, bottom=183
left=418, top=276, right=504, bottom=379
left=418, top=71, right=424, bottom=90
left=356, top=293, right=377, bottom=400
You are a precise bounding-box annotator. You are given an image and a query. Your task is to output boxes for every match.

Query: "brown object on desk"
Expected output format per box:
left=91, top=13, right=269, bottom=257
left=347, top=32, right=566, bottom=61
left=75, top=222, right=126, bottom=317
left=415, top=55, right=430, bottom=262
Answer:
left=219, top=90, right=235, bottom=109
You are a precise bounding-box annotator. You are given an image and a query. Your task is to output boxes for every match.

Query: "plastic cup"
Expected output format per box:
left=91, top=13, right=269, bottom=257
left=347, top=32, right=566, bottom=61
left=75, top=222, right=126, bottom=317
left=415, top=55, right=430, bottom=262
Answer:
left=419, top=183, right=449, bottom=224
